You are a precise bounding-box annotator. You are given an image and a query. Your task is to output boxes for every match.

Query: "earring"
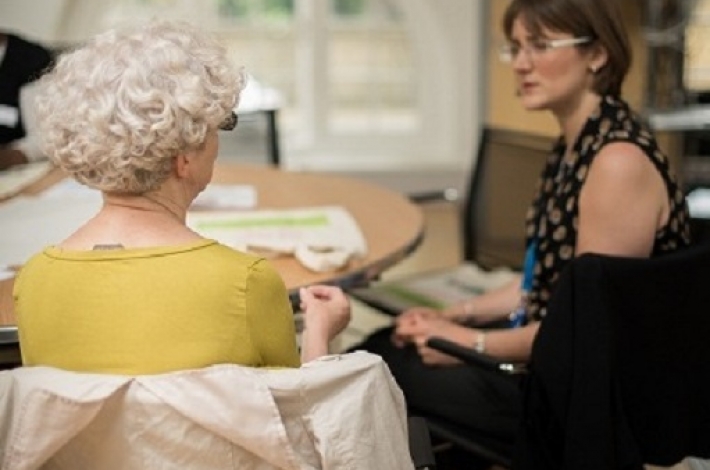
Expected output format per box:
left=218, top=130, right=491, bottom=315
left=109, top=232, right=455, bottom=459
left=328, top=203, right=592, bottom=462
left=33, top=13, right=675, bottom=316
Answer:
left=590, top=66, right=599, bottom=74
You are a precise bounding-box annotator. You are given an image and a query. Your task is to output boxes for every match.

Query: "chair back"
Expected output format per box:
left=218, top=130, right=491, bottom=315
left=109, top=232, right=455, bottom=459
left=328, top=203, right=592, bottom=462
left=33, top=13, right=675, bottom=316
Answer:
left=464, top=128, right=553, bottom=269
left=516, top=244, right=710, bottom=469
left=0, top=352, right=413, bottom=470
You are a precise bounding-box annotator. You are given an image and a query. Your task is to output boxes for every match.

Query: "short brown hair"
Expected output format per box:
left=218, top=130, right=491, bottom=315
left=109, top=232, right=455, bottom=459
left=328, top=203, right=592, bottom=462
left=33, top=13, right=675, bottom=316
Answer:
left=502, top=0, right=631, bottom=97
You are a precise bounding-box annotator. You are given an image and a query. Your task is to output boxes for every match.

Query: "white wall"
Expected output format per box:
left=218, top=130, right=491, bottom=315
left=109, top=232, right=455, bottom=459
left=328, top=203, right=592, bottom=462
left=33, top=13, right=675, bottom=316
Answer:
left=0, top=0, right=65, bottom=43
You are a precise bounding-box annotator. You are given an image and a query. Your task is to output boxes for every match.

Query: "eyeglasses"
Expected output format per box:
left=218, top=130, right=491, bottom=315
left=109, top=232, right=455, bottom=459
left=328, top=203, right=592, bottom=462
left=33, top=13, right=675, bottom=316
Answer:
left=219, top=111, right=238, bottom=131
left=498, top=36, right=592, bottom=64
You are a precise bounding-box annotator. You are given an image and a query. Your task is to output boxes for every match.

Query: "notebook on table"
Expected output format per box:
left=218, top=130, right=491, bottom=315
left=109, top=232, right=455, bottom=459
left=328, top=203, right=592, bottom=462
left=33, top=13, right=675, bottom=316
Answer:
left=350, top=262, right=518, bottom=315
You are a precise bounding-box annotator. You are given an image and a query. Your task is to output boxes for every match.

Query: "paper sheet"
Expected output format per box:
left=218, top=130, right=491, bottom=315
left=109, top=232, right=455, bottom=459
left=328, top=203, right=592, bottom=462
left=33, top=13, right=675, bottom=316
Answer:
left=0, top=161, right=54, bottom=200
left=39, top=180, right=257, bottom=209
left=0, top=182, right=257, bottom=267
left=352, top=263, right=518, bottom=312
left=187, top=206, right=368, bottom=271
left=191, top=184, right=257, bottom=209
left=0, top=196, right=102, bottom=266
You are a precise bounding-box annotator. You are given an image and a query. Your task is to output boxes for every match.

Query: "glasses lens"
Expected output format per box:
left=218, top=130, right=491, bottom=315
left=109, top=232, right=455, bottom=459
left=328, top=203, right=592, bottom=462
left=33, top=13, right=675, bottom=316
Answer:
left=219, top=112, right=238, bottom=131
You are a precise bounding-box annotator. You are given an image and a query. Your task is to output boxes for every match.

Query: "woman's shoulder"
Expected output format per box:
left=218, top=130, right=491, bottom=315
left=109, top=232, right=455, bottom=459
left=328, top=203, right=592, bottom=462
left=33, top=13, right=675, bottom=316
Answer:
left=594, top=96, right=671, bottom=168
left=591, top=141, right=659, bottom=184
left=202, top=242, right=281, bottom=276
left=599, top=96, right=655, bottom=141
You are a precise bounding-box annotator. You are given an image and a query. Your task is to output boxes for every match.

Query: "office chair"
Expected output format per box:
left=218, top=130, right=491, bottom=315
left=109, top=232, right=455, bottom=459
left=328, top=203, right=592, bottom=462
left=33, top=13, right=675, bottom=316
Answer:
left=348, top=127, right=553, bottom=316
left=423, top=244, right=710, bottom=469
left=0, top=326, right=20, bottom=370
left=512, top=244, right=710, bottom=469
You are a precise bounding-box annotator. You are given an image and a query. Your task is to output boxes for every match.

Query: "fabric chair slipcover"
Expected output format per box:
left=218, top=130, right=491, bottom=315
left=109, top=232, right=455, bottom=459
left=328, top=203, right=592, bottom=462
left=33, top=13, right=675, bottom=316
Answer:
left=0, top=352, right=413, bottom=470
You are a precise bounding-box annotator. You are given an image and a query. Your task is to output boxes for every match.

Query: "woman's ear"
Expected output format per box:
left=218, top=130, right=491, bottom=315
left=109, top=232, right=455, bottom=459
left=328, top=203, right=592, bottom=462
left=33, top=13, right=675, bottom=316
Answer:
left=589, top=44, right=608, bottom=74
left=174, top=153, right=191, bottom=179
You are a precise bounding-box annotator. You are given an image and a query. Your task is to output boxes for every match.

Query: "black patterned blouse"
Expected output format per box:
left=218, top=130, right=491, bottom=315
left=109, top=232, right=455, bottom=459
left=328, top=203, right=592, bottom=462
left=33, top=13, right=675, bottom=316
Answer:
left=524, top=95, right=692, bottom=321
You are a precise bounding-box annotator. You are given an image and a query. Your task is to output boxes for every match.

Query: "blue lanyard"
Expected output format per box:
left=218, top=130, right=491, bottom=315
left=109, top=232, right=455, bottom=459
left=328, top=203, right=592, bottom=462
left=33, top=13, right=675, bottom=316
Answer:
left=509, top=240, right=536, bottom=328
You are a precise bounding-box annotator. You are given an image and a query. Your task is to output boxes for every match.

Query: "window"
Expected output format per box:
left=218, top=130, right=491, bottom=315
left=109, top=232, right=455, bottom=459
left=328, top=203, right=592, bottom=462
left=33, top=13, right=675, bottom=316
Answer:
left=82, top=0, right=482, bottom=170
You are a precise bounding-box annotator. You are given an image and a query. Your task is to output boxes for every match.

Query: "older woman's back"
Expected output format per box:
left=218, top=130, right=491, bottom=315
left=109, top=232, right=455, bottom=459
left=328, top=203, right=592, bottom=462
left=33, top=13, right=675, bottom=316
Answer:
left=17, top=20, right=351, bottom=373
left=15, top=240, right=300, bottom=374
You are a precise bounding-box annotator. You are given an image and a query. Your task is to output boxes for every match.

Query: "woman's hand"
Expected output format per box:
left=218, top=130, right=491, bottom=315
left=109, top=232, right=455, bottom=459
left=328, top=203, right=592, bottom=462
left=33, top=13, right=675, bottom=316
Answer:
left=394, top=310, right=477, bottom=366
left=395, top=306, right=441, bottom=326
left=299, top=285, right=351, bottom=362
left=393, top=307, right=441, bottom=347
left=300, top=285, right=351, bottom=340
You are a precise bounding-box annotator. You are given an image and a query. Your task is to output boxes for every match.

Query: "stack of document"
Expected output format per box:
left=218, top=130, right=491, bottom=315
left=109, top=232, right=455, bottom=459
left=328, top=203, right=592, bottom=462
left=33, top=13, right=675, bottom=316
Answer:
left=349, top=263, right=517, bottom=314
left=187, top=206, right=367, bottom=272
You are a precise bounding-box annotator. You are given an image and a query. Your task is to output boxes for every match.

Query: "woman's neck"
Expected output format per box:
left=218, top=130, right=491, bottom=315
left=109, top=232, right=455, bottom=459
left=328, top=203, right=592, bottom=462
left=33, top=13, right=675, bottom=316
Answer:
left=554, top=92, right=603, bottom=160
left=102, top=191, right=187, bottom=224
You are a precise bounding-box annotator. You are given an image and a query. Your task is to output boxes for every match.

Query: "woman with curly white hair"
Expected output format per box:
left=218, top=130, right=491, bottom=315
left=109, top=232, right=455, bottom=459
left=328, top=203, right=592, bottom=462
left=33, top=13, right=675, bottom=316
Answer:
left=13, top=20, right=350, bottom=374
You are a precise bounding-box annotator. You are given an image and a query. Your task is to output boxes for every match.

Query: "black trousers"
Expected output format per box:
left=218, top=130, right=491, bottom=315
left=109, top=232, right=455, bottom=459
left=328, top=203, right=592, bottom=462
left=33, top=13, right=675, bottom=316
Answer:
left=350, top=326, right=523, bottom=442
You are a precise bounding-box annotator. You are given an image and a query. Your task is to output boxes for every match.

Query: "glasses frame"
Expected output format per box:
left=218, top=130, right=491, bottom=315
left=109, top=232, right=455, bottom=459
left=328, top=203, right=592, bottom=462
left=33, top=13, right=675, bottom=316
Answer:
left=219, top=111, right=238, bottom=131
left=498, top=36, right=592, bottom=64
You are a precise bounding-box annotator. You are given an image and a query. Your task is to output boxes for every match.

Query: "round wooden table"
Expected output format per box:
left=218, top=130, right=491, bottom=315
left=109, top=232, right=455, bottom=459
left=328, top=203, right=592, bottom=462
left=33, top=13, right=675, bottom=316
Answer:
left=0, top=163, right=424, bottom=335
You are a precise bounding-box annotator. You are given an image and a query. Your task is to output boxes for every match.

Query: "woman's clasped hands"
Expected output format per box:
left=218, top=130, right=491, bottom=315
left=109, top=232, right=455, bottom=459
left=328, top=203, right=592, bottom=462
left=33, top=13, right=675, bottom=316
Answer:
left=392, top=307, right=478, bottom=366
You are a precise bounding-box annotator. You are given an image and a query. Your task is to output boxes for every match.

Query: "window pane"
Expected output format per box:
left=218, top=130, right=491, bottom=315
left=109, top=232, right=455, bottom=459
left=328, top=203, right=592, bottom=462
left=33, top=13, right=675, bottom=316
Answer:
left=218, top=0, right=249, bottom=18
left=330, top=0, right=403, bottom=22
left=327, top=0, right=417, bottom=134
left=99, top=0, right=420, bottom=159
left=218, top=0, right=294, bottom=23
left=332, top=0, right=365, bottom=17
left=685, top=0, right=710, bottom=91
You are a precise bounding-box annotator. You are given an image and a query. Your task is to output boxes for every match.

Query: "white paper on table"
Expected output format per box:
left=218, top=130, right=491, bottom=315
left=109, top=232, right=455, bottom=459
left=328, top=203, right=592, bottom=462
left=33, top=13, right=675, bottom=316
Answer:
left=352, top=263, right=518, bottom=313
left=37, top=179, right=100, bottom=200
left=0, top=161, right=54, bottom=200
left=39, top=180, right=257, bottom=209
left=191, top=184, right=257, bottom=209
left=0, top=196, right=101, bottom=267
left=0, top=181, right=257, bottom=267
left=187, top=206, right=368, bottom=272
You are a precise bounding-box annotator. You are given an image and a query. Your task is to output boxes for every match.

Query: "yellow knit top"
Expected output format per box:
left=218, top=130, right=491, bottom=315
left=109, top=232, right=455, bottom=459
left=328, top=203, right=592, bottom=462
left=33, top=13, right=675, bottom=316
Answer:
left=13, top=240, right=300, bottom=374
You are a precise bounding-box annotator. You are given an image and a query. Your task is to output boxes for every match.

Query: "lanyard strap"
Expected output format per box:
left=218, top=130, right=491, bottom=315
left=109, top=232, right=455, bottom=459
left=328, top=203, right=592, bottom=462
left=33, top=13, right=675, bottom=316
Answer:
left=509, top=240, right=536, bottom=328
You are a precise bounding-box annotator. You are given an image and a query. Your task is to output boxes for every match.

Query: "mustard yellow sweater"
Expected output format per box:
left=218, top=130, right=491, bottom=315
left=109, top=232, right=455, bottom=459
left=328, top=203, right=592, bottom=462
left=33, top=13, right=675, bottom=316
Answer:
left=14, top=240, right=300, bottom=374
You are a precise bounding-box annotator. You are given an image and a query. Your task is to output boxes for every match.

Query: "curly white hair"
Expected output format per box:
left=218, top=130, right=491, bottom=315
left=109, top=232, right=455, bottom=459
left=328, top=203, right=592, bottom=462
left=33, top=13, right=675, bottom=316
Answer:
left=35, top=20, right=244, bottom=193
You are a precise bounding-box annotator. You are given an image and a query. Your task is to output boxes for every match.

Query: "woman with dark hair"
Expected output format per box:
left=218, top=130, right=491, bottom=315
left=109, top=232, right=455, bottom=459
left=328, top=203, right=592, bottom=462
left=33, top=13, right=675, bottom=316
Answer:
left=353, top=0, right=691, bottom=464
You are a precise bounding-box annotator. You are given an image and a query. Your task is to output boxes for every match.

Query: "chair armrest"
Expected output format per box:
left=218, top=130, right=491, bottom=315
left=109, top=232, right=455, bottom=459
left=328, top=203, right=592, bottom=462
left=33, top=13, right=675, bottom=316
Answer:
left=426, top=336, right=526, bottom=375
left=407, top=188, right=459, bottom=204
left=408, top=416, right=437, bottom=469
left=0, top=326, right=18, bottom=346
